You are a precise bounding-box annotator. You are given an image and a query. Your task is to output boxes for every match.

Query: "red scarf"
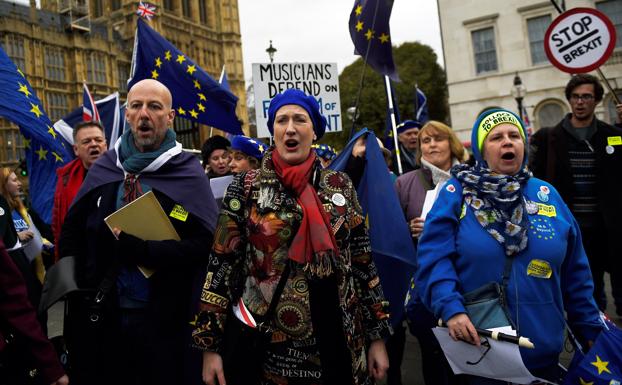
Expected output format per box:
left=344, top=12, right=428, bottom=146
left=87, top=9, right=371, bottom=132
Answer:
left=271, top=150, right=338, bottom=270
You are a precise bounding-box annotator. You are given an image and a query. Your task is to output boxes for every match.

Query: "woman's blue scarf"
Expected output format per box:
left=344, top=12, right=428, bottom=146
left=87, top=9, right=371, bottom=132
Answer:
left=451, top=163, right=531, bottom=256
left=119, top=129, right=177, bottom=174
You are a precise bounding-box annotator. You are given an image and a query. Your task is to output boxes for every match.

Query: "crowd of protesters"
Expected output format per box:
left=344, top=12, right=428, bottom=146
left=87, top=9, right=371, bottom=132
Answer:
left=2, top=74, right=622, bottom=385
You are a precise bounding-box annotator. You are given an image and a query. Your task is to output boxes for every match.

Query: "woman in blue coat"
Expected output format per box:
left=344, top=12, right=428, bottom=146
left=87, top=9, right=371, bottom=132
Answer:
left=415, top=109, right=603, bottom=383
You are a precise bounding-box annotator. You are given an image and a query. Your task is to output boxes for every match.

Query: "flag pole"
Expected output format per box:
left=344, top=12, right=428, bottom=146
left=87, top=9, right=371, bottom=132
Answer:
left=349, top=0, right=382, bottom=139
left=385, top=75, right=402, bottom=174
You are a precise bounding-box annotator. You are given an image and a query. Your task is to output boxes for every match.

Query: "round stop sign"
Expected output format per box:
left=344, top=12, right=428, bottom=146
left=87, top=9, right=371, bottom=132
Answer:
left=544, top=8, right=617, bottom=73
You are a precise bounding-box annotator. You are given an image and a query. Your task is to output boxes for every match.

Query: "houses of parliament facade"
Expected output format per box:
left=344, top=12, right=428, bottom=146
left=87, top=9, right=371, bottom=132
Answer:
left=0, top=0, right=247, bottom=166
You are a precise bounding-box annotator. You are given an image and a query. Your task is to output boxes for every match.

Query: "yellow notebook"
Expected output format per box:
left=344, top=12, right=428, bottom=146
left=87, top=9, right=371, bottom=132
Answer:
left=104, top=191, right=180, bottom=277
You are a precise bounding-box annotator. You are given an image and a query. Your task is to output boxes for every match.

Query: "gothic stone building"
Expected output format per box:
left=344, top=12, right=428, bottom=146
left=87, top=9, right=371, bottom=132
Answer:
left=0, top=0, right=247, bottom=166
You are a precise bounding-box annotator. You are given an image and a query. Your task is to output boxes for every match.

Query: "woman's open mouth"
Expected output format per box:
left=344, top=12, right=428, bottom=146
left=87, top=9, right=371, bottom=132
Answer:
left=501, top=152, right=515, bottom=160
left=285, top=139, right=299, bottom=150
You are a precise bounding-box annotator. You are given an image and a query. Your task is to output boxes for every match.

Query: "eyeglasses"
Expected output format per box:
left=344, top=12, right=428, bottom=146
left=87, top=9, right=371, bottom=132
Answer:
left=570, top=94, right=595, bottom=102
left=466, top=337, right=491, bottom=366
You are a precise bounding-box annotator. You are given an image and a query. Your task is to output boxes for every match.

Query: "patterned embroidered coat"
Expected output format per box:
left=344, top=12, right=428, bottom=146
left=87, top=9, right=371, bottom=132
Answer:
left=192, top=152, right=392, bottom=385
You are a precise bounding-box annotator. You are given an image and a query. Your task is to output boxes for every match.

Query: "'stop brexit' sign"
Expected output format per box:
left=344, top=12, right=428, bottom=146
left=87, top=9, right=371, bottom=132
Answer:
left=544, top=7, right=616, bottom=73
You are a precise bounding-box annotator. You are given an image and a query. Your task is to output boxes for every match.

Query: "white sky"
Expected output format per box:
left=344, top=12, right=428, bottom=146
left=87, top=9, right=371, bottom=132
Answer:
left=238, top=0, right=444, bottom=82
left=9, top=0, right=444, bottom=81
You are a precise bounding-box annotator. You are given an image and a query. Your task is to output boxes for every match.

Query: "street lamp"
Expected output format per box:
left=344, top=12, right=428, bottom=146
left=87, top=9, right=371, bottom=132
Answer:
left=511, top=72, right=527, bottom=120
left=266, top=40, right=277, bottom=63
left=346, top=106, right=359, bottom=122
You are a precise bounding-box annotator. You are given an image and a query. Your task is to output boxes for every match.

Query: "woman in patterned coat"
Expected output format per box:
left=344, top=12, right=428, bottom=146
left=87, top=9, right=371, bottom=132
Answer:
left=194, top=89, right=392, bottom=385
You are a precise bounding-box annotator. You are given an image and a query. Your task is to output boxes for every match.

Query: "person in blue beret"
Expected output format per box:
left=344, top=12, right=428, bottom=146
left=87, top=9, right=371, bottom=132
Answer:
left=391, top=119, right=421, bottom=175
left=196, top=88, right=391, bottom=385
left=415, top=108, right=603, bottom=384
left=228, top=135, right=266, bottom=173
left=311, top=143, right=337, bottom=168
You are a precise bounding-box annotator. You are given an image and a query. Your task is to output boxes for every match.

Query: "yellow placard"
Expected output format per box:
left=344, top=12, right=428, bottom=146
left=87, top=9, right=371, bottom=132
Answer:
left=527, top=259, right=552, bottom=279
left=537, top=203, right=556, bottom=217
left=607, top=136, right=622, bottom=146
left=200, top=291, right=229, bottom=307
left=170, top=204, right=189, bottom=222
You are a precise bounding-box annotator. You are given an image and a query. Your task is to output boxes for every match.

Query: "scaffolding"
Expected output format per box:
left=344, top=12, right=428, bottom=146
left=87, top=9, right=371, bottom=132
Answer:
left=58, top=0, right=90, bottom=32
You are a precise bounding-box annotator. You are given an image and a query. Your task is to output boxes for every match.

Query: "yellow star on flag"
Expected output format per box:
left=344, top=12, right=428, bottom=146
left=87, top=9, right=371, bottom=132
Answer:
left=579, top=378, right=594, bottom=385
left=52, top=152, right=63, bottom=162
left=197, top=103, right=206, bottom=112
left=36, top=146, right=48, bottom=160
left=258, top=145, right=265, bottom=153
left=177, top=106, right=186, bottom=115
left=17, top=83, right=31, bottom=97
left=365, top=29, right=374, bottom=40
left=379, top=33, right=390, bottom=44
left=47, top=126, right=57, bottom=139
left=155, top=57, right=162, bottom=68
left=186, top=65, right=196, bottom=75
left=189, top=109, right=198, bottom=118
left=193, top=79, right=201, bottom=90
left=24, top=138, right=31, bottom=149
left=197, top=93, right=206, bottom=101
left=176, top=55, right=186, bottom=64
left=151, top=70, right=159, bottom=79
left=356, top=21, right=364, bottom=32
left=17, top=68, right=25, bottom=78
left=591, top=355, right=611, bottom=375
left=30, top=103, right=43, bottom=118
left=355, top=4, right=362, bottom=15
left=165, top=51, right=172, bottom=61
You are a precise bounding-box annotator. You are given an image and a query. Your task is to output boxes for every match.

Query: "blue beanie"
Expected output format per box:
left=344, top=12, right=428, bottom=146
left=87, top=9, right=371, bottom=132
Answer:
left=396, top=120, right=421, bottom=135
left=266, top=89, right=327, bottom=139
left=311, top=144, right=337, bottom=161
left=230, top=135, right=266, bottom=161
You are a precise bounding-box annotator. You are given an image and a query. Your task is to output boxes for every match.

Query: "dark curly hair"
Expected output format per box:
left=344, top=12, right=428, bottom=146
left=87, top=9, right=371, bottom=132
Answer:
left=564, top=73, right=604, bottom=102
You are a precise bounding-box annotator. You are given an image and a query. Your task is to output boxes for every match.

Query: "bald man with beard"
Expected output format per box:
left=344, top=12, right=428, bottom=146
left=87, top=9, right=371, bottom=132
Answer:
left=59, top=79, right=218, bottom=385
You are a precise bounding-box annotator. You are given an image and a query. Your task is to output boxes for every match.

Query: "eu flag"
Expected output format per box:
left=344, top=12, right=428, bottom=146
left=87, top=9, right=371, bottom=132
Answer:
left=330, top=128, right=416, bottom=326
left=349, top=0, right=399, bottom=81
left=0, top=47, right=72, bottom=223
left=128, top=19, right=242, bottom=135
left=563, top=319, right=622, bottom=385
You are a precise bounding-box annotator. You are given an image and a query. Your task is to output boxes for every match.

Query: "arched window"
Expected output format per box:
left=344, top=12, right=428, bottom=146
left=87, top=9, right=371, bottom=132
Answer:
left=605, top=91, right=622, bottom=125
left=535, top=100, right=567, bottom=130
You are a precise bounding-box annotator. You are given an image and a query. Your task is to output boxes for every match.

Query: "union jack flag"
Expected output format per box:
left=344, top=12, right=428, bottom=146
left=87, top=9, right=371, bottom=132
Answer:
left=82, top=82, right=100, bottom=122
left=136, top=1, right=156, bottom=20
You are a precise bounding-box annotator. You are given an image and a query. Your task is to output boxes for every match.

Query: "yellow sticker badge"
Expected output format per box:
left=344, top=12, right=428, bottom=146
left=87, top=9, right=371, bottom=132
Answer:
left=537, top=203, right=556, bottom=217
left=527, top=259, right=552, bottom=279
left=169, top=204, right=189, bottom=222
left=607, top=136, right=622, bottom=146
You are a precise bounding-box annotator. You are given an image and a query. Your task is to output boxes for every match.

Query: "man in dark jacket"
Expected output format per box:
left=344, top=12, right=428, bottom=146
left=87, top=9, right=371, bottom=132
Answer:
left=51, top=120, right=107, bottom=261
left=529, top=73, right=622, bottom=318
left=391, top=120, right=421, bottom=175
left=59, top=79, right=218, bottom=385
